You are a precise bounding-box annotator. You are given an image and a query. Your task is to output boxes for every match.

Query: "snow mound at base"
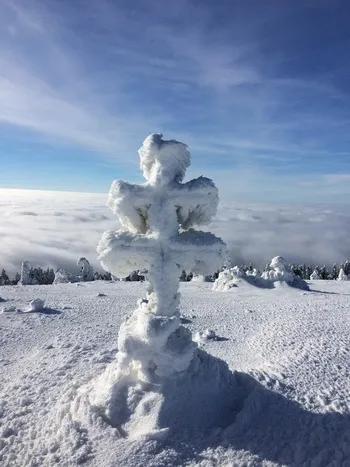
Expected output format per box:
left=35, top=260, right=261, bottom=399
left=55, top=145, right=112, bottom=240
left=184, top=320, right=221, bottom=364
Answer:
left=23, top=298, right=45, bottom=313
left=1, top=299, right=46, bottom=313
left=213, top=257, right=309, bottom=291
left=72, top=349, right=241, bottom=441
left=194, top=329, right=218, bottom=343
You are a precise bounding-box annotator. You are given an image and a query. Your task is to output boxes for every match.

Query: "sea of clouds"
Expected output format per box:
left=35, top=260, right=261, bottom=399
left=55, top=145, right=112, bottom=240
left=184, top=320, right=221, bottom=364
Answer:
left=0, top=189, right=349, bottom=277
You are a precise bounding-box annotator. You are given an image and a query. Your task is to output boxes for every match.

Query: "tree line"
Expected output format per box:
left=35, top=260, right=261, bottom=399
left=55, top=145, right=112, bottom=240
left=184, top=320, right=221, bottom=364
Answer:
left=1, top=259, right=349, bottom=286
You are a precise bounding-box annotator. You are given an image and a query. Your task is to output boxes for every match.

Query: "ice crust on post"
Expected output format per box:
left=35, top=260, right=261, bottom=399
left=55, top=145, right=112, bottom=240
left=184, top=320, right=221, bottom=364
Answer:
left=76, top=134, right=231, bottom=439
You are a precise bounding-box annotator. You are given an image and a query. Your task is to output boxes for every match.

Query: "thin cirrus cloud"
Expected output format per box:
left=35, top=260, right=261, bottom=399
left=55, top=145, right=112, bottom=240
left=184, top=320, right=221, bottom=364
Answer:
left=0, top=189, right=349, bottom=276
left=0, top=0, right=349, bottom=201
left=0, top=0, right=158, bottom=159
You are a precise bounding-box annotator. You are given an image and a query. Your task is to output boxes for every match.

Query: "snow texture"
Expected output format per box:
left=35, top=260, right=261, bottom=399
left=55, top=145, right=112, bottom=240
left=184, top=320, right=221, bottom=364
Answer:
left=23, top=298, right=46, bottom=313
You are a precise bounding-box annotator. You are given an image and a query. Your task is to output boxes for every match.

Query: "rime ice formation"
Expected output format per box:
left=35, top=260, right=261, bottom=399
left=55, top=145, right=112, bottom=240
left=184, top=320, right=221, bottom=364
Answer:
left=337, top=268, right=348, bottom=281
left=212, top=267, right=242, bottom=291
left=77, top=257, right=94, bottom=282
left=97, top=133, right=226, bottom=374
left=19, top=261, right=32, bottom=285
left=262, top=256, right=309, bottom=289
left=213, top=256, right=309, bottom=291
left=77, top=134, right=228, bottom=438
left=53, top=268, right=71, bottom=284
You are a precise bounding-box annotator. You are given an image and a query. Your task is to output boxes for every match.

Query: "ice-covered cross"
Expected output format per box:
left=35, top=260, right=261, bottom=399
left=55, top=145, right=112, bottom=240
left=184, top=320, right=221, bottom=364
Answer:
left=98, top=133, right=226, bottom=315
left=97, top=134, right=226, bottom=378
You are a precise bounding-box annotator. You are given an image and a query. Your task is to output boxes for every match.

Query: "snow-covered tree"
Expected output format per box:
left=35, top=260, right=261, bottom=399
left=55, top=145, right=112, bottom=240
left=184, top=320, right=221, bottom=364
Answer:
left=12, top=272, right=21, bottom=285
left=319, top=265, right=329, bottom=280
left=261, top=256, right=309, bottom=289
left=337, top=268, right=348, bottom=281
left=0, top=269, right=10, bottom=286
left=305, top=265, right=313, bottom=280
left=330, top=264, right=339, bottom=280
left=213, top=267, right=242, bottom=291
left=125, top=270, right=145, bottom=281
left=84, top=133, right=227, bottom=436
left=77, top=257, right=94, bottom=282
left=19, top=261, right=33, bottom=285
left=53, top=268, right=71, bottom=284
left=310, top=267, right=321, bottom=280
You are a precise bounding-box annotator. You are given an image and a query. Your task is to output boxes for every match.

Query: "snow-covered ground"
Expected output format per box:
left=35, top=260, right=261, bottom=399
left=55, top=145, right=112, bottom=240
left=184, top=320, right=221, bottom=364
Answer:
left=1, top=280, right=350, bottom=466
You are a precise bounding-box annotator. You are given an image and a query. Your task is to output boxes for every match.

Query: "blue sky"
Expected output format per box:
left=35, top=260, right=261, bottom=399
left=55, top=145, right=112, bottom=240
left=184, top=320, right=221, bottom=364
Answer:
left=0, top=0, right=349, bottom=202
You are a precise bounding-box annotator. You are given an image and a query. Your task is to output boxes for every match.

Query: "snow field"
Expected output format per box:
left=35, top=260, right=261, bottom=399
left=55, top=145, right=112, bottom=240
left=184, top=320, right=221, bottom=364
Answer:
left=0, top=280, right=350, bottom=466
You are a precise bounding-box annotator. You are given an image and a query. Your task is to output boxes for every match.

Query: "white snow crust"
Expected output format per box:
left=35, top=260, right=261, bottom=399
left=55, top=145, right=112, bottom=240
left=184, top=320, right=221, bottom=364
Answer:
left=1, top=280, right=350, bottom=466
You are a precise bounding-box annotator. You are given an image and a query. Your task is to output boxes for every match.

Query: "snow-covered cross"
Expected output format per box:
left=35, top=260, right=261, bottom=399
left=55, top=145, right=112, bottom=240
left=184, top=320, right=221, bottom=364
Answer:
left=97, top=134, right=226, bottom=379
left=98, top=133, right=226, bottom=318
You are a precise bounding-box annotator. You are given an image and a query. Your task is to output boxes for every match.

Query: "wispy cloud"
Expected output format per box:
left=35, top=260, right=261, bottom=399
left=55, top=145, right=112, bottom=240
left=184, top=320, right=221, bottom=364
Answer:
left=0, top=0, right=159, bottom=159
left=0, top=0, right=349, bottom=193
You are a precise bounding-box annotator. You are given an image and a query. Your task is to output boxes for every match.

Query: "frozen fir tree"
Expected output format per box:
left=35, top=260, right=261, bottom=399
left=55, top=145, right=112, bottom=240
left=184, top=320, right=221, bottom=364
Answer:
left=78, top=134, right=228, bottom=438
left=0, top=269, right=10, bottom=286
left=53, top=268, right=71, bottom=284
left=262, top=256, right=309, bottom=289
left=310, top=267, right=321, bottom=280
left=19, top=261, right=32, bottom=285
left=77, top=257, right=94, bottom=282
left=12, top=272, right=21, bottom=285
left=337, top=268, right=348, bottom=281
left=214, top=256, right=308, bottom=290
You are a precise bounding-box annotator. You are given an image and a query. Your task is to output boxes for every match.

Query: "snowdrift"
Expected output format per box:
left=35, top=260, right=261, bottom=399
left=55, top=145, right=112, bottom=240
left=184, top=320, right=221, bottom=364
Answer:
left=213, top=256, right=309, bottom=291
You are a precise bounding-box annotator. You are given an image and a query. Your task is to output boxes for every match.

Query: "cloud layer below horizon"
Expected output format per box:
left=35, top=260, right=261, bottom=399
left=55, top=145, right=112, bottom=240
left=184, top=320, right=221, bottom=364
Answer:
left=0, top=189, right=349, bottom=277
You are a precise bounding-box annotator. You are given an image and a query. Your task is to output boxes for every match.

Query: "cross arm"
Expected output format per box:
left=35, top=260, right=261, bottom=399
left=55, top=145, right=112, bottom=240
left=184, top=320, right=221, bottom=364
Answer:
left=169, top=230, right=227, bottom=276
left=173, top=177, right=219, bottom=228
left=107, top=180, right=152, bottom=234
